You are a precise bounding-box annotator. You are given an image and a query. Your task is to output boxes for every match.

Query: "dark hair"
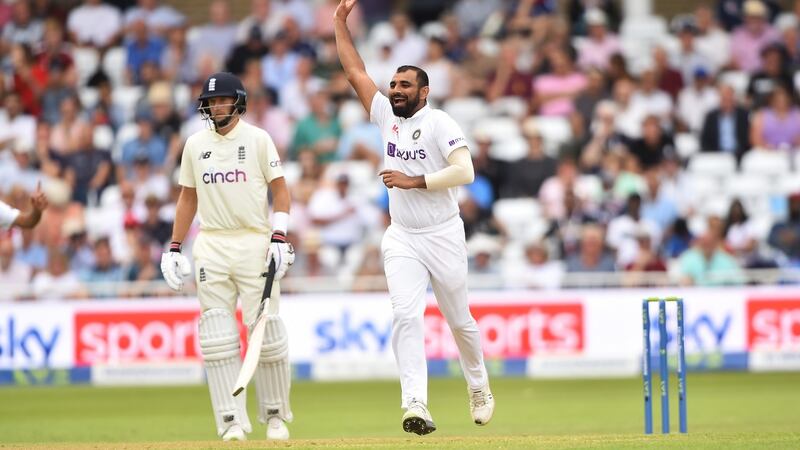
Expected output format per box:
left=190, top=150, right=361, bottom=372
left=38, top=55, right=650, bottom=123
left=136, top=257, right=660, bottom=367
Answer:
left=395, top=65, right=429, bottom=88
left=725, top=198, right=749, bottom=233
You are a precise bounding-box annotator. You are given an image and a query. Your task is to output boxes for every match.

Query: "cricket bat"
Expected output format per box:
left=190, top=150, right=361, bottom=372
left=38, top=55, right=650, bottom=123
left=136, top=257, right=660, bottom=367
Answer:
left=232, top=260, right=276, bottom=397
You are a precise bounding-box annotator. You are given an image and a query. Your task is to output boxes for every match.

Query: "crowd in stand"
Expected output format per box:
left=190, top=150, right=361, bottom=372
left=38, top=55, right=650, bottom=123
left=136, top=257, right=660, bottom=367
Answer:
left=2, top=0, right=800, bottom=299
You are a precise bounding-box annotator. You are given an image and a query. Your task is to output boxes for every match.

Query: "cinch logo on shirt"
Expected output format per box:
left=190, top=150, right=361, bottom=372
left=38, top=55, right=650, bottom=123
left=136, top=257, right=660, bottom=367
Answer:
left=387, top=142, right=427, bottom=160
left=202, top=169, right=247, bottom=184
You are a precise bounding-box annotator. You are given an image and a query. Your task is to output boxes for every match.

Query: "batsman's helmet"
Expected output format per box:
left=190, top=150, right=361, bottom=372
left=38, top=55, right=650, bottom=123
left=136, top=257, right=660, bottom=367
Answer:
left=198, top=72, right=247, bottom=118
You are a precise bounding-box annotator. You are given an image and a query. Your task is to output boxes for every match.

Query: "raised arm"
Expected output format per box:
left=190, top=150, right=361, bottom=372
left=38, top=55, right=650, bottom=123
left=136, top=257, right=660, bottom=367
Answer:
left=334, top=0, right=378, bottom=113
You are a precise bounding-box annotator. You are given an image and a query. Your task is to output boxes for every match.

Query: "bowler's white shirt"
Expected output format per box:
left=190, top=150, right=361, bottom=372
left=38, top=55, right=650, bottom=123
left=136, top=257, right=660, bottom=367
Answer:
left=370, top=92, right=468, bottom=229
left=0, top=200, right=20, bottom=230
left=179, top=119, right=284, bottom=233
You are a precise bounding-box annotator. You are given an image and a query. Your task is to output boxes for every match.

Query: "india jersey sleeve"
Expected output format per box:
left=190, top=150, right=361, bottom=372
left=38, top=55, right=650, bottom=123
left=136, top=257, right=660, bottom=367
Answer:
left=178, top=136, right=197, bottom=188
left=369, top=92, right=393, bottom=129
left=257, top=131, right=284, bottom=183
left=433, top=112, right=468, bottom=159
left=0, top=201, right=20, bottom=230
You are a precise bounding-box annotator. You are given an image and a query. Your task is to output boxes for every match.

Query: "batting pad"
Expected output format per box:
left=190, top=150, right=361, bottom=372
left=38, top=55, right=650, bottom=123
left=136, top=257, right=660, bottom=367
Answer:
left=253, top=315, right=293, bottom=423
left=199, top=308, right=252, bottom=436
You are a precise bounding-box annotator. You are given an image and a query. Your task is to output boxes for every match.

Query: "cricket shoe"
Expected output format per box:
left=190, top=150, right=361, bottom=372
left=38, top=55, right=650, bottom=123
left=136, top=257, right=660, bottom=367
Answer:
left=469, top=385, right=494, bottom=425
left=402, top=400, right=437, bottom=435
left=266, top=416, right=290, bottom=440
left=221, top=424, right=247, bottom=441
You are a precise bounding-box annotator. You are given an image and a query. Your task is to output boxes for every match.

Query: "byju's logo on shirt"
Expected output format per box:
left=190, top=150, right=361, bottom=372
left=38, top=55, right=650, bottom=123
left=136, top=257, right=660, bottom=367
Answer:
left=448, top=137, right=464, bottom=146
left=202, top=169, right=247, bottom=184
left=387, top=142, right=427, bottom=160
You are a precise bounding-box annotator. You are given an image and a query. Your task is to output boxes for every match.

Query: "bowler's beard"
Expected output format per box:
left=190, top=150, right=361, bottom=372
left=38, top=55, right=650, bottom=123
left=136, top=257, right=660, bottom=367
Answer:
left=391, top=92, right=421, bottom=118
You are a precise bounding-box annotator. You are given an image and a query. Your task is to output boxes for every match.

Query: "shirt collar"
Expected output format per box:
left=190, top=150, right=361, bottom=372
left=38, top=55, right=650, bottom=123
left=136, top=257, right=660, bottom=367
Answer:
left=398, top=103, right=431, bottom=122
left=213, top=118, right=244, bottom=141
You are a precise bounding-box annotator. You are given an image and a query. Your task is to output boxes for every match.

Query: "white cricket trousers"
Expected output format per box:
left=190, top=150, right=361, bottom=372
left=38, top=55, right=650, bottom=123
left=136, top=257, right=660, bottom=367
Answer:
left=381, top=215, right=489, bottom=408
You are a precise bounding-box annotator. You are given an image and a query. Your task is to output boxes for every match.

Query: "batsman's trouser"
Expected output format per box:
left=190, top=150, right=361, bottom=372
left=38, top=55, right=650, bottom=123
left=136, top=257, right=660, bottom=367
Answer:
left=381, top=216, right=489, bottom=409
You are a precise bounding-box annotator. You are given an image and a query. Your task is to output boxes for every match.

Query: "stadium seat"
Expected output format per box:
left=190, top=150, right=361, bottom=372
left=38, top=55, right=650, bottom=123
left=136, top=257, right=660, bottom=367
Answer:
left=524, top=116, right=572, bottom=157
left=780, top=174, right=800, bottom=194
left=741, top=151, right=791, bottom=177
left=78, top=87, right=99, bottom=109
left=102, top=46, right=127, bottom=87
left=93, top=125, right=114, bottom=151
left=489, top=96, right=528, bottom=119
left=112, top=86, right=144, bottom=123
left=492, top=198, right=543, bottom=242
left=112, top=123, right=140, bottom=161
left=173, top=83, right=192, bottom=114
left=443, top=97, right=490, bottom=131
left=489, top=135, right=527, bottom=161
left=726, top=174, right=775, bottom=216
left=73, top=47, right=99, bottom=88
left=719, top=71, right=750, bottom=100
left=687, top=153, right=737, bottom=177
left=675, top=133, right=700, bottom=160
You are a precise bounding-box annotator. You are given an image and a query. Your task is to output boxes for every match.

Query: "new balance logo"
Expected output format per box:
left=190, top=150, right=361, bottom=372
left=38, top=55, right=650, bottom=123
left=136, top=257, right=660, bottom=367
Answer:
left=200, top=151, right=212, bottom=160
left=208, top=78, right=216, bottom=92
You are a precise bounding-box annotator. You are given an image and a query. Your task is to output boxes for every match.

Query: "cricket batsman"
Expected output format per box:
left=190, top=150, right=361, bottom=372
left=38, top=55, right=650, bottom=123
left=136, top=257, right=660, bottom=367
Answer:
left=334, top=0, right=494, bottom=435
left=160, top=72, right=295, bottom=441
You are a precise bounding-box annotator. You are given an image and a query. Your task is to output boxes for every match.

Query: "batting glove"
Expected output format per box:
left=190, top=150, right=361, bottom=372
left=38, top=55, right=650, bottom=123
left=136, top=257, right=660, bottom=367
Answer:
left=161, top=242, right=192, bottom=291
left=266, top=231, right=295, bottom=281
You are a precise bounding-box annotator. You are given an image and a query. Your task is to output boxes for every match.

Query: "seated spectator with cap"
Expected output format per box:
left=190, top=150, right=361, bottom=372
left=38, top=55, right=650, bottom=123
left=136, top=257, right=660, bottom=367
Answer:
left=566, top=223, right=616, bottom=273
left=119, top=110, right=168, bottom=181
left=505, top=241, right=565, bottom=289
left=700, top=83, right=751, bottom=161
left=730, top=0, right=780, bottom=73
left=577, top=8, right=620, bottom=70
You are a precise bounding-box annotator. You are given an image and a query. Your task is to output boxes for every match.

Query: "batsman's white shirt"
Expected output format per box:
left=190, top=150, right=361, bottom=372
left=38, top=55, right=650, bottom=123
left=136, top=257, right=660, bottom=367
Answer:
left=370, top=92, right=467, bottom=229
left=179, top=119, right=284, bottom=233
left=179, top=119, right=284, bottom=325
left=0, top=201, right=20, bottom=230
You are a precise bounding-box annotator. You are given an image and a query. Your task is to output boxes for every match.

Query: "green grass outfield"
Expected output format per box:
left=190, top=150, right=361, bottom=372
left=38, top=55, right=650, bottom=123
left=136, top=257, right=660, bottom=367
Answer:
left=1, top=372, right=799, bottom=449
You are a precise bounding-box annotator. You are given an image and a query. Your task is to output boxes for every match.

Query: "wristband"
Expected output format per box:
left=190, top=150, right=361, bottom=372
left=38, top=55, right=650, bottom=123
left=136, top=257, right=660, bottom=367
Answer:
left=272, top=211, right=289, bottom=234
left=271, top=231, right=287, bottom=243
left=169, top=241, right=182, bottom=252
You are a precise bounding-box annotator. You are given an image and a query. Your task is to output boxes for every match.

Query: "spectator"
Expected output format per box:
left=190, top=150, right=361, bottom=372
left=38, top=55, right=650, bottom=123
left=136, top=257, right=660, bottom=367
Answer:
left=80, top=236, right=124, bottom=297
left=632, top=66, right=673, bottom=126
left=776, top=13, right=800, bottom=69
left=677, top=68, right=719, bottom=133
left=466, top=234, right=501, bottom=276
left=280, top=55, right=325, bottom=121
left=546, top=187, right=599, bottom=259
left=540, top=157, right=579, bottom=220
left=281, top=15, right=316, bottom=58
left=39, top=58, right=74, bottom=126
left=36, top=19, right=73, bottom=75
left=62, top=125, right=112, bottom=206
left=458, top=34, right=497, bottom=97
left=188, top=0, right=238, bottom=74
left=87, top=74, right=124, bottom=131
left=124, top=235, right=161, bottom=282
left=31, top=247, right=85, bottom=299
left=236, top=0, right=279, bottom=43
left=146, top=82, right=182, bottom=166
left=700, top=83, right=751, bottom=160
left=577, top=9, right=620, bottom=70
left=308, top=174, right=371, bottom=254
left=261, top=31, right=300, bottom=93
left=498, top=121, right=557, bottom=198
left=747, top=42, right=793, bottom=108
left=62, top=218, right=94, bottom=273
left=66, top=0, right=121, bottom=49
left=578, top=100, right=625, bottom=173
left=678, top=230, right=745, bottom=286
left=387, top=11, right=426, bottom=67
left=627, top=115, right=675, bottom=171
left=768, top=193, right=800, bottom=263
left=140, top=194, right=172, bottom=246
left=119, top=112, right=167, bottom=180
left=485, top=37, right=534, bottom=102
left=695, top=4, right=732, bottom=71
left=289, top=90, right=341, bottom=164
left=336, top=100, right=383, bottom=165
left=606, top=193, right=662, bottom=267
left=49, top=95, right=90, bottom=157
left=532, top=46, right=587, bottom=117
left=125, top=18, right=165, bottom=85
left=565, top=224, right=616, bottom=273
left=612, top=78, right=646, bottom=139
left=724, top=198, right=760, bottom=263
left=673, top=22, right=713, bottom=86
left=507, top=241, right=564, bottom=289
left=420, top=38, right=456, bottom=104
left=272, top=0, right=314, bottom=34
left=123, top=0, right=184, bottom=36
left=0, top=92, right=36, bottom=154
left=641, top=168, right=679, bottom=235
left=10, top=43, right=47, bottom=117
left=1, top=0, right=43, bottom=48
left=16, top=227, right=47, bottom=272
left=226, top=24, right=268, bottom=76
left=567, top=0, right=620, bottom=35
left=160, top=25, right=193, bottom=84
left=573, top=68, right=609, bottom=136
left=717, top=0, right=781, bottom=31
left=730, top=0, right=780, bottom=73
left=652, top=46, right=683, bottom=100
left=0, top=235, right=32, bottom=301
left=454, top=0, right=502, bottom=37
left=249, top=88, right=293, bottom=158
left=750, top=85, right=800, bottom=150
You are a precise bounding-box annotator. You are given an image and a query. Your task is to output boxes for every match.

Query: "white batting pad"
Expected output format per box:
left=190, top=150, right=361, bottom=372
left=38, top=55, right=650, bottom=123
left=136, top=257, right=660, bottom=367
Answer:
left=199, top=308, right=252, bottom=436
left=253, top=315, right=293, bottom=422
